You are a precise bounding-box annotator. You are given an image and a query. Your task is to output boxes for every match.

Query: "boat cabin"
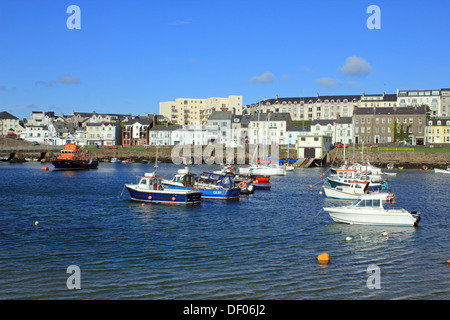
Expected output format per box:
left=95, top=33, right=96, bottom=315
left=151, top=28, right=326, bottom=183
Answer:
left=352, top=193, right=394, bottom=207
left=170, top=172, right=196, bottom=188
left=139, top=173, right=164, bottom=190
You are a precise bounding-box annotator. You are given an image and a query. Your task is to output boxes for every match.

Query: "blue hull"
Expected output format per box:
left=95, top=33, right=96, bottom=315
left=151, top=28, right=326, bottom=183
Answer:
left=162, top=183, right=240, bottom=200
left=125, top=185, right=202, bottom=205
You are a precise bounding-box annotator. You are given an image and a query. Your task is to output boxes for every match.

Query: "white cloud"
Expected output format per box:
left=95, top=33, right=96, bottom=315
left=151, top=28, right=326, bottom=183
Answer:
left=250, top=72, right=275, bottom=84
left=169, top=19, right=191, bottom=26
left=316, top=77, right=341, bottom=88
left=338, top=56, right=371, bottom=76
left=58, top=74, right=80, bottom=84
left=35, top=74, right=80, bottom=87
left=300, top=66, right=312, bottom=74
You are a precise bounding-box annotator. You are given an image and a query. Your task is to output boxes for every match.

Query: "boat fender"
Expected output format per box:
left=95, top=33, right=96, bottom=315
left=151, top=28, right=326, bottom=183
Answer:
left=172, top=196, right=176, bottom=201
left=148, top=196, right=152, bottom=200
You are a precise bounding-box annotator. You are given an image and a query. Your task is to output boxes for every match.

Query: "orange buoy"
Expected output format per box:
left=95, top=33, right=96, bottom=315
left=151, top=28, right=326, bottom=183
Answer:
left=141, top=203, right=145, bottom=207
left=41, top=166, right=49, bottom=171
left=317, top=253, right=330, bottom=264
left=446, top=260, right=450, bottom=265
left=309, top=185, right=313, bottom=188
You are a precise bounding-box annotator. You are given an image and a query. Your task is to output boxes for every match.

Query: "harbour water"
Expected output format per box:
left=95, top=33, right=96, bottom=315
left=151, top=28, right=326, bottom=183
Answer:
left=0, top=162, right=449, bottom=299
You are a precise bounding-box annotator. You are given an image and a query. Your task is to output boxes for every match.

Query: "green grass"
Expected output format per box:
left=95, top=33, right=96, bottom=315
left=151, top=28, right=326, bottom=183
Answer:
left=342, top=147, right=450, bottom=153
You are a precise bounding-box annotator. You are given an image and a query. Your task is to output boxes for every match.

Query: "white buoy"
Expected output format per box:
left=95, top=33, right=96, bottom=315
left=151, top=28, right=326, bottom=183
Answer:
left=34, top=221, right=39, bottom=226
left=345, top=236, right=352, bottom=241
left=382, top=232, right=388, bottom=237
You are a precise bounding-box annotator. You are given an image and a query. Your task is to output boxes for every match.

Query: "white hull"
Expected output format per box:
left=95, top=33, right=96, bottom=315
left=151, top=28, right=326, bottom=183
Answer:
left=323, top=207, right=419, bottom=226
left=434, top=168, right=450, bottom=173
left=239, top=165, right=286, bottom=176
left=323, top=185, right=365, bottom=200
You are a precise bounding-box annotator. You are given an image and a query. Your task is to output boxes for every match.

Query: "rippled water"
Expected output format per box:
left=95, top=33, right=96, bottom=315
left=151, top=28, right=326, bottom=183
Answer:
left=0, top=162, right=449, bottom=299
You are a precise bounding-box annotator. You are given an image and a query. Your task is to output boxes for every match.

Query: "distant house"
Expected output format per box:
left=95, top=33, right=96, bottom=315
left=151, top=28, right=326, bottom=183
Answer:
left=122, top=118, right=154, bottom=147
left=85, top=123, right=122, bottom=146
left=206, top=111, right=234, bottom=146
left=248, top=112, right=293, bottom=145
left=149, top=124, right=182, bottom=146
left=47, top=122, right=76, bottom=146
left=335, top=117, right=353, bottom=145
left=0, top=111, right=24, bottom=136
left=426, top=118, right=450, bottom=144
left=21, top=125, right=50, bottom=144
left=286, top=125, right=311, bottom=145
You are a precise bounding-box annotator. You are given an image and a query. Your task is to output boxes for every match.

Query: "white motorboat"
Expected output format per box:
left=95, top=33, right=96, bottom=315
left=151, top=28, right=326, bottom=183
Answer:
left=323, top=193, right=421, bottom=227
left=323, top=182, right=369, bottom=200
left=239, top=160, right=286, bottom=176
left=434, top=166, right=450, bottom=174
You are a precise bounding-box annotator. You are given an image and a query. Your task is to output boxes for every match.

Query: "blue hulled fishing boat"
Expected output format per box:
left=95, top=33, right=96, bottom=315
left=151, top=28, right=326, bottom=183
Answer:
left=162, top=167, right=241, bottom=200
left=124, top=172, right=202, bottom=205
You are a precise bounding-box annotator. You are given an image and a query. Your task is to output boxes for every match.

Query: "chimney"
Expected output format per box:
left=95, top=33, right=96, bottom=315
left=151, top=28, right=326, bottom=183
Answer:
left=275, top=94, right=278, bottom=99
left=383, top=91, right=385, bottom=97
left=316, top=92, right=319, bottom=98
left=362, top=91, right=365, bottom=96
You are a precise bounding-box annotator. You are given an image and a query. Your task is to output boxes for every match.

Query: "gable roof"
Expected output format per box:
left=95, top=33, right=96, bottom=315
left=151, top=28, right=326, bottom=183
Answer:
left=207, top=111, right=233, bottom=121
left=0, top=111, right=19, bottom=120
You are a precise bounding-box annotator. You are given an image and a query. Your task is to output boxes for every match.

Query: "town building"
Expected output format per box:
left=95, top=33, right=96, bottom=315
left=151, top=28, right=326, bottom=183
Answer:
left=47, top=122, right=76, bottom=145
left=159, top=95, right=243, bottom=125
left=149, top=124, right=182, bottom=146
left=206, top=111, right=235, bottom=147
left=25, top=111, right=55, bottom=127
left=85, top=123, right=122, bottom=146
left=286, top=125, right=311, bottom=145
left=360, top=92, right=397, bottom=108
left=296, top=135, right=333, bottom=163
left=335, top=117, right=354, bottom=145
left=248, top=112, right=293, bottom=145
left=353, top=106, right=426, bottom=145
left=310, top=119, right=336, bottom=142
left=230, top=115, right=252, bottom=147
left=397, top=88, right=441, bottom=116
left=0, top=111, right=24, bottom=136
left=245, top=94, right=361, bottom=121
left=20, top=125, right=50, bottom=144
left=441, top=88, right=450, bottom=117
left=122, top=118, right=154, bottom=147
left=426, top=118, right=450, bottom=144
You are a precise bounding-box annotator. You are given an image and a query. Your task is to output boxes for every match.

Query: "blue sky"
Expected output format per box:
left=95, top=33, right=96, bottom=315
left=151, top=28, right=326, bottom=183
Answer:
left=1, top=0, right=449, bottom=119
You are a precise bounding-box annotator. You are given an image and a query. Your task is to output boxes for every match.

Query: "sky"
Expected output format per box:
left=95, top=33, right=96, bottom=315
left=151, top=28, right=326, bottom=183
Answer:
left=1, top=0, right=449, bottom=120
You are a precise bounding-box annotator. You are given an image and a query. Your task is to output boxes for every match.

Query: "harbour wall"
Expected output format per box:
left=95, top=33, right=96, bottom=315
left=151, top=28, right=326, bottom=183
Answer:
left=328, top=149, right=450, bottom=169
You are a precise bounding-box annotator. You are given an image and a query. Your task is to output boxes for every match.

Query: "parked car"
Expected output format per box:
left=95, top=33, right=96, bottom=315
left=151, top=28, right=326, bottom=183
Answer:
left=335, top=143, right=349, bottom=148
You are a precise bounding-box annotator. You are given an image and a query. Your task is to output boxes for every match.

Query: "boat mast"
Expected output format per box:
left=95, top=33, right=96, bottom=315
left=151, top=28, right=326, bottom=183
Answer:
left=155, top=145, right=159, bottom=175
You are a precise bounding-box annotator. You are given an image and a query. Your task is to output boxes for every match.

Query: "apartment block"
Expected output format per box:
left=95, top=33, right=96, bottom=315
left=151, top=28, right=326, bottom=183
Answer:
left=159, top=95, right=243, bottom=125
